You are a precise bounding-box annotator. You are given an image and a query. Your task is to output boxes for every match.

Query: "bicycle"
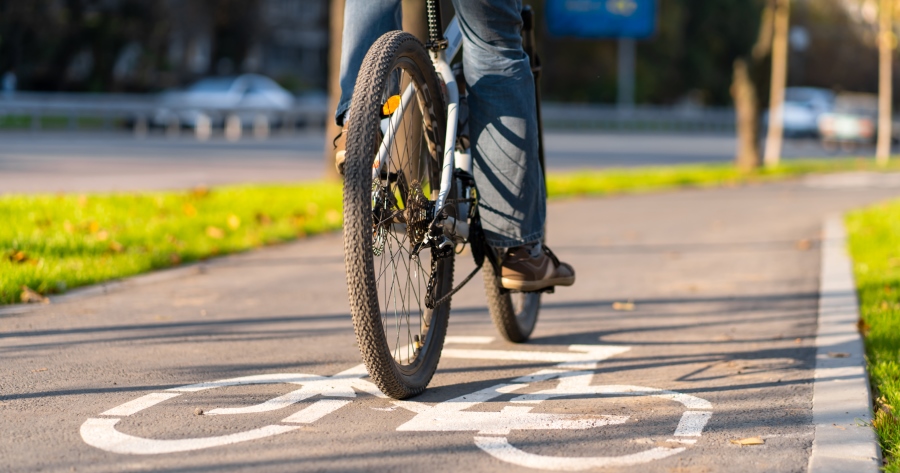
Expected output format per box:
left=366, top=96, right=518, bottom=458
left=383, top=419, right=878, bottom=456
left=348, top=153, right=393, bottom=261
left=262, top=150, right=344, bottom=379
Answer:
left=342, top=0, right=550, bottom=399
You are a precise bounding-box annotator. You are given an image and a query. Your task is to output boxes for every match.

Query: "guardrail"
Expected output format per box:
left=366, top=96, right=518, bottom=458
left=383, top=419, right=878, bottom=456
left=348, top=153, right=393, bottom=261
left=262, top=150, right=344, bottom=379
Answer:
left=0, top=92, right=328, bottom=140
left=0, top=93, right=738, bottom=138
left=541, top=103, right=736, bottom=133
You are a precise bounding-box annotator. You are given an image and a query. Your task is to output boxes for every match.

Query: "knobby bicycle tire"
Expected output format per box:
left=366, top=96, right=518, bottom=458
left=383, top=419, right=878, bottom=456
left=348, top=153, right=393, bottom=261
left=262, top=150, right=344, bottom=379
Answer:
left=483, top=258, right=541, bottom=343
left=342, top=31, right=452, bottom=399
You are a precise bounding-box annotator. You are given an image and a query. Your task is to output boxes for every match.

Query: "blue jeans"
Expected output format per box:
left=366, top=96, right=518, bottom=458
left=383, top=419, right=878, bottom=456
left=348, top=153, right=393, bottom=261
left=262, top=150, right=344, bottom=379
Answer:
left=337, top=0, right=545, bottom=248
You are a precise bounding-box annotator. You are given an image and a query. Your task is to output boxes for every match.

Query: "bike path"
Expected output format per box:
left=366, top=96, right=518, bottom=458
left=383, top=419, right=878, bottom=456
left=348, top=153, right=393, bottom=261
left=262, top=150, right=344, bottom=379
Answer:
left=2, top=177, right=898, bottom=472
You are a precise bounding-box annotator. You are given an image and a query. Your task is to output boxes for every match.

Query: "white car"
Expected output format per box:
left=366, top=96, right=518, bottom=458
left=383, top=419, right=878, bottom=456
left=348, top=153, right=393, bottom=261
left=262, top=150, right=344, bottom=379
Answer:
left=153, top=74, right=295, bottom=128
left=763, top=87, right=835, bottom=137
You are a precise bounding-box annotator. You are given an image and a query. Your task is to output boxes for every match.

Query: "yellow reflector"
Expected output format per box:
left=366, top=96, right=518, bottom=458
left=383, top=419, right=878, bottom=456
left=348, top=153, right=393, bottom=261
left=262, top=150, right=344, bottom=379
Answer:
left=382, top=95, right=401, bottom=116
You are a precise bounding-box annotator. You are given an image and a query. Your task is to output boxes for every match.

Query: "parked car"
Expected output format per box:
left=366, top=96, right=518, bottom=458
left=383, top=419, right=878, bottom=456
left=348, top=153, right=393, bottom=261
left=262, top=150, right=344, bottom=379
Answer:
left=762, top=87, right=834, bottom=137
left=153, top=74, right=295, bottom=128
left=817, top=92, right=878, bottom=149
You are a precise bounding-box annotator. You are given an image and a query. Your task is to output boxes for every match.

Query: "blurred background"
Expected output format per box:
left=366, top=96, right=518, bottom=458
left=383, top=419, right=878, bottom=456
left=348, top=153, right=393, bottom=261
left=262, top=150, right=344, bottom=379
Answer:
left=0, top=0, right=897, bottom=192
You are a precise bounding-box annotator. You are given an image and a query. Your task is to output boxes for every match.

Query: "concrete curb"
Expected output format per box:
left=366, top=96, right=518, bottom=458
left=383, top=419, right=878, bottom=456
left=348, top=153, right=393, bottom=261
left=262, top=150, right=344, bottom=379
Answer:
left=808, top=215, right=881, bottom=472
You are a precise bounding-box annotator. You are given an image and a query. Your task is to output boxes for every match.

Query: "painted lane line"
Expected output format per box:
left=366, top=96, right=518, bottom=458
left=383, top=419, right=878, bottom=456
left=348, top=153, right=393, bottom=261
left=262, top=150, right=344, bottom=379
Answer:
left=667, top=439, right=697, bottom=445
left=100, top=393, right=181, bottom=417
left=673, top=411, right=713, bottom=437
left=396, top=382, right=629, bottom=435
left=509, top=372, right=712, bottom=410
left=80, top=418, right=300, bottom=455
left=441, top=344, right=631, bottom=370
left=207, top=388, right=318, bottom=415
left=82, top=371, right=383, bottom=455
left=167, top=373, right=321, bottom=392
left=282, top=399, right=352, bottom=424
left=473, top=436, right=686, bottom=471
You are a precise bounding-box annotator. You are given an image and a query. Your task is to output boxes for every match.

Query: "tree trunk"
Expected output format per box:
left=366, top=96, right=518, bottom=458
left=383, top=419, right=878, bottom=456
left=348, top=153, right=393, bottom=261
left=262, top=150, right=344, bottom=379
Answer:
left=877, top=0, right=893, bottom=166
left=763, top=0, right=790, bottom=168
left=732, top=59, right=761, bottom=171
left=323, top=0, right=345, bottom=181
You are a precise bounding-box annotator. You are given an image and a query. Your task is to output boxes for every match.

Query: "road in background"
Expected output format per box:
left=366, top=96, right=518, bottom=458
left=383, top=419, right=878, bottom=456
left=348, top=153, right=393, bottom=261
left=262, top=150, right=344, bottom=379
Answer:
left=0, top=131, right=888, bottom=194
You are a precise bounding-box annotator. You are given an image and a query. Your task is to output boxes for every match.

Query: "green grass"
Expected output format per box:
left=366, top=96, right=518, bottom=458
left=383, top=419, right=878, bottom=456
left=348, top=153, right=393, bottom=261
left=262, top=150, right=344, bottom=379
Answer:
left=847, top=202, right=900, bottom=472
left=546, top=157, right=900, bottom=196
left=2, top=157, right=900, bottom=306
left=0, top=183, right=343, bottom=304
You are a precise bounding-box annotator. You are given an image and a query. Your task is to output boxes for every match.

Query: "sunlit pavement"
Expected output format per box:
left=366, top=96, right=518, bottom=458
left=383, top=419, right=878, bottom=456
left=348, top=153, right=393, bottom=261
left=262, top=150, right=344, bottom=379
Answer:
left=2, top=180, right=898, bottom=472
left=0, top=130, right=890, bottom=194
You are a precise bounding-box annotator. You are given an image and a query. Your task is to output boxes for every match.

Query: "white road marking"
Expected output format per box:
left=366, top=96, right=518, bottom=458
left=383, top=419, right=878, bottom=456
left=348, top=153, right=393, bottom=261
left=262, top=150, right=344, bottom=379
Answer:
left=673, top=411, right=713, bottom=437
left=282, top=399, right=352, bottom=424
left=396, top=383, right=629, bottom=435
left=441, top=344, right=631, bottom=370
left=82, top=342, right=712, bottom=470
left=100, top=393, right=181, bottom=416
left=80, top=418, right=300, bottom=455
left=82, top=370, right=381, bottom=455
left=473, top=436, right=686, bottom=471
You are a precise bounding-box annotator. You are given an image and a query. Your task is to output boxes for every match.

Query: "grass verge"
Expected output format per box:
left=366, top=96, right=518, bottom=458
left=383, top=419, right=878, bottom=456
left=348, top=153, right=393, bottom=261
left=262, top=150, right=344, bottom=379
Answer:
left=2, top=157, right=899, bottom=305
left=847, top=202, right=900, bottom=472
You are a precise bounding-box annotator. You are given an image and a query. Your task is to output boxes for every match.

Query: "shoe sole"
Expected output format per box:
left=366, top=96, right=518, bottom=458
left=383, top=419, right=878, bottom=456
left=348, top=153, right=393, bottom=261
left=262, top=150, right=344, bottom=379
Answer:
left=500, top=276, right=575, bottom=292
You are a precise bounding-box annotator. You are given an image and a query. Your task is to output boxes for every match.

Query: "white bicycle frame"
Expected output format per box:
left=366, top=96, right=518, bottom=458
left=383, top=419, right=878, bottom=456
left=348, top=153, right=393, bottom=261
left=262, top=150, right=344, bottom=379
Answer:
left=372, top=17, right=466, bottom=220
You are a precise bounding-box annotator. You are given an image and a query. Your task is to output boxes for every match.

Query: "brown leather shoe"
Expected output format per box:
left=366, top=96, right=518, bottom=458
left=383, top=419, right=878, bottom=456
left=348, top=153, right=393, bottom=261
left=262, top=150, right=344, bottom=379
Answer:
left=500, top=244, right=575, bottom=291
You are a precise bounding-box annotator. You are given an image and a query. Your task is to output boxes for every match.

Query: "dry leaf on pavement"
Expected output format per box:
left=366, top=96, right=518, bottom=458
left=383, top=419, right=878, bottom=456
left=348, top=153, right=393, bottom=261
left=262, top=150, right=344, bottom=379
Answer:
left=21, top=286, right=49, bottom=304
left=827, top=352, right=850, bottom=358
left=612, top=301, right=635, bottom=311
left=729, top=437, right=764, bottom=446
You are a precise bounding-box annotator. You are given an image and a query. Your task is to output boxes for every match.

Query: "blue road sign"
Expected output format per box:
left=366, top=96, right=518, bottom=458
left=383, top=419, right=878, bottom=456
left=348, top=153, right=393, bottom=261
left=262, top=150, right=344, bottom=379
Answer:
left=546, top=0, right=657, bottom=39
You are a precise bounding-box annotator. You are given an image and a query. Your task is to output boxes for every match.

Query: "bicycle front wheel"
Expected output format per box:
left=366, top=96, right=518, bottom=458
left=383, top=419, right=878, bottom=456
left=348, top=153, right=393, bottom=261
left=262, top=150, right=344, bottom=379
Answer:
left=342, top=31, right=451, bottom=399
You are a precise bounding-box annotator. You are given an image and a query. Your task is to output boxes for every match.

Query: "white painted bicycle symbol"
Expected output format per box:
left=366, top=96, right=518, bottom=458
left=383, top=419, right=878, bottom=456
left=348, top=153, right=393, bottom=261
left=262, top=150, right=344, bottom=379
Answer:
left=81, top=337, right=712, bottom=470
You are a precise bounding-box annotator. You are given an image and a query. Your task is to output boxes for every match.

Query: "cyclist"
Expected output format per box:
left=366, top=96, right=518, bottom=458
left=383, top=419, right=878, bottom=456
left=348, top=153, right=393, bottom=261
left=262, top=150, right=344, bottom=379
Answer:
left=334, top=0, right=575, bottom=292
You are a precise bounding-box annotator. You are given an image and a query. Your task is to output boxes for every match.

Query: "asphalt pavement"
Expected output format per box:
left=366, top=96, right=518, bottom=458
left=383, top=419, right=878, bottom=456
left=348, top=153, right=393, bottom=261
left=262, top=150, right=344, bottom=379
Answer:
left=3, top=178, right=899, bottom=472
left=0, top=130, right=886, bottom=194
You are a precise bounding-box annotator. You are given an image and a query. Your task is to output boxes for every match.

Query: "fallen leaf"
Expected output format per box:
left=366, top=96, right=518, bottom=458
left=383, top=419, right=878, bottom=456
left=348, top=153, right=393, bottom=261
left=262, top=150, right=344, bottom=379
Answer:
left=827, top=352, right=850, bottom=358
left=95, top=230, right=109, bottom=242
left=795, top=239, right=812, bottom=251
left=108, top=241, right=124, bottom=253
left=8, top=251, right=28, bottom=263
left=191, top=185, right=210, bottom=198
left=255, top=212, right=272, bottom=225
left=21, top=286, right=49, bottom=304
left=227, top=214, right=241, bottom=230
left=206, top=226, right=224, bottom=239
left=88, top=221, right=100, bottom=234
left=729, top=437, right=764, bottom=446
left=183, top=203, right=197, bottom=217
left=612, top=301, right=635, bottom=311
left=857, top=319, right=871, bottom=335
left=31, top=368, right=47, bottom=373
left=169, top=253, right=182, bottom=264
left=794, top=338, right=802, bottom=344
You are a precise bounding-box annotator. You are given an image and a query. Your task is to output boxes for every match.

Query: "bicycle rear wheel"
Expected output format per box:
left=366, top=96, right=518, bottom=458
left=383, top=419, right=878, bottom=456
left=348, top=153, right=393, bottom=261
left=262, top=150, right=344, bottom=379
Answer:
left=484, top=260, right=541, bottom=343
left=342, top=31, right=452, bottom=399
